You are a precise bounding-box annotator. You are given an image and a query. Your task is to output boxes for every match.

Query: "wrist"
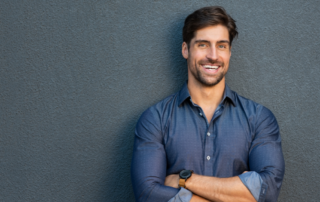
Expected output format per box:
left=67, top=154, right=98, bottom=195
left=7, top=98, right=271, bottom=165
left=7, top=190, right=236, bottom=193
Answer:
left=185, top=173, right=194, bottom=189
left=179, top=170, right=193, bottom=188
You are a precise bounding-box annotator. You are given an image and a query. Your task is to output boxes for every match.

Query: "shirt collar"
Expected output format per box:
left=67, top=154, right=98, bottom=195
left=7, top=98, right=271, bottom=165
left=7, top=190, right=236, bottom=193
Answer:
left=224, top=84, right=236, bottom=106
left=178, top=82, right=236, bottom=107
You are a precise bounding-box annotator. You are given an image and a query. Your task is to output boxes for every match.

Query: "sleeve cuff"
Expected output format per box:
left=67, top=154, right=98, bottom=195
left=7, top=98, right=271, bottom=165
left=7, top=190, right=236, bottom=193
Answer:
left=168, top=187, right=193, bottom=202
left=239, top=171, right=268, bottom=202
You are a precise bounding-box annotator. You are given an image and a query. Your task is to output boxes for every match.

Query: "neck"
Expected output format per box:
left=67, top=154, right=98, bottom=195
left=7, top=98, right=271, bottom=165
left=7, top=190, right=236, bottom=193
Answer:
left=187, top=77, right=225, bottom=110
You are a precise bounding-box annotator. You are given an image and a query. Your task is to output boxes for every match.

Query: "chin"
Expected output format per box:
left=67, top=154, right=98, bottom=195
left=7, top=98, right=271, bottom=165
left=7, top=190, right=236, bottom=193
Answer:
left=198, top=76, right=224, bottom=87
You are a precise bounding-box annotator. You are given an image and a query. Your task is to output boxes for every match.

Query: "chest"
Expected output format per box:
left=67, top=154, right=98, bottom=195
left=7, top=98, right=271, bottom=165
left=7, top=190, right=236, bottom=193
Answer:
left=163, top=105, right=253, bottom=175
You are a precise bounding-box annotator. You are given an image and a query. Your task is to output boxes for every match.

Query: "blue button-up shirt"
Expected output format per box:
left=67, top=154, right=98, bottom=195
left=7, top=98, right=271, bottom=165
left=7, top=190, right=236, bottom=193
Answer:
left=131, top=83, right=285, bottom=202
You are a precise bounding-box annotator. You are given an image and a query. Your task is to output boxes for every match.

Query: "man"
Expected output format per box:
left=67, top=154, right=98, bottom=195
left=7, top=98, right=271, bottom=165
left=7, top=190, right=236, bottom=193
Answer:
left=131, top=6, right=285, bottom=202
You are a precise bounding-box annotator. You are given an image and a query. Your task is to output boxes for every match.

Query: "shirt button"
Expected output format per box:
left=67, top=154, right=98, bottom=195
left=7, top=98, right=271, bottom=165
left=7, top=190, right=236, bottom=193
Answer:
left=207, top=132, right=210, bottom=136
left=207, top=156, right=210, bottom=160
left=199, top=112, right=202, bottom=116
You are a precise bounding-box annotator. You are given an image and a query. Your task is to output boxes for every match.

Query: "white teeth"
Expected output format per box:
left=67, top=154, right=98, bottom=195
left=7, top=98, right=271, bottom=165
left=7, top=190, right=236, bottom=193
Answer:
left=203, top=65, right=219, bottom=69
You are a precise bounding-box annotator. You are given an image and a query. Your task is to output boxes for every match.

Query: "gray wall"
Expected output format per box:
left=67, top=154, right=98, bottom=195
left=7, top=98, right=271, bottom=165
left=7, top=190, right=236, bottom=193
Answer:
left=1, top=1, right=319, bottom=201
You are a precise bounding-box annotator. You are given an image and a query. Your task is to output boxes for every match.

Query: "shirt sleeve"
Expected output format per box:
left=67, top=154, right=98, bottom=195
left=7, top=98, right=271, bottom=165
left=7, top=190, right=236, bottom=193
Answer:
left=131, top=107, right=192, bottom=202
left=239, top=171, right=267, bottom=202
left=168, top=188, right=193, bottom=202
left=246, top=106, right=285, bottom=202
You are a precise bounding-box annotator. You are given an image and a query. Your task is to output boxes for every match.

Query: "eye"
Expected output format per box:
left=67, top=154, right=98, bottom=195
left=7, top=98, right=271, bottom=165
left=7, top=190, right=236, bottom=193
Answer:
left=218, top=45, right=226, bottom=49
left=198, top=43, right=207, bottom=48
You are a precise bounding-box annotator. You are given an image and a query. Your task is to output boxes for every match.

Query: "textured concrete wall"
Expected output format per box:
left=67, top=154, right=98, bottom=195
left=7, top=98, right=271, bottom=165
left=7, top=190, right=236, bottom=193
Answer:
left=1, top=1, right=319, bottom=201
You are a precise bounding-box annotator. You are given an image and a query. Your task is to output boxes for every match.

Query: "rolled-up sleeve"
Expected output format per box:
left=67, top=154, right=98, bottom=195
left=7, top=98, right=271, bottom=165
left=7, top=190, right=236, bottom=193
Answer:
left=131, top=107, right=192, bottom=202
left=239, top=171, right=267, bottom=202
left=168, top=188, right=193, bottom=202
left=245, top=106, right=285, bottom=202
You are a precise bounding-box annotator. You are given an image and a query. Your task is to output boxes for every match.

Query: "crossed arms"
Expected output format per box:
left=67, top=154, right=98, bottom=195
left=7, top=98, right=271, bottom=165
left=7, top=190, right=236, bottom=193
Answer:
left=165, top=172, right=256, bottom=201
left=131, top=106, right=285, bottom=202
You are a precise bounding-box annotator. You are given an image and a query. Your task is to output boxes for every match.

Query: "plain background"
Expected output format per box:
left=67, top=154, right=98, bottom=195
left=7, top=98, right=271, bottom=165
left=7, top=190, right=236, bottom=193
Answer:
left=1, top=1, right=320, bottom=201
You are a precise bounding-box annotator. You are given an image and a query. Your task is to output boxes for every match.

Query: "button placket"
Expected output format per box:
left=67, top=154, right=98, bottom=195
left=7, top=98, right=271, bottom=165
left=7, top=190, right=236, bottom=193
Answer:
left=204, top=124, right=215, bottom=175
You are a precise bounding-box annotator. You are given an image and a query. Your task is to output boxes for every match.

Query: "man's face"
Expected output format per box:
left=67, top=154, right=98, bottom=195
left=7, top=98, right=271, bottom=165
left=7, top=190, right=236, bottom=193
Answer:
left=182, top=25, right=231, bottom=87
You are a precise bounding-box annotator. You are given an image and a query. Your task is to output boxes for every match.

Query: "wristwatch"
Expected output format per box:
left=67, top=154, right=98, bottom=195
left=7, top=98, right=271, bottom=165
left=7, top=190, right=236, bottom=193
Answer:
left=179, top=170, right=193, bottom=188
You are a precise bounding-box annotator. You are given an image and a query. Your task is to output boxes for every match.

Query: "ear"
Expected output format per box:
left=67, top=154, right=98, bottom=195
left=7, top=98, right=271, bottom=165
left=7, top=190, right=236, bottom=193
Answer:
left=182, top=42, right=189, bottom=59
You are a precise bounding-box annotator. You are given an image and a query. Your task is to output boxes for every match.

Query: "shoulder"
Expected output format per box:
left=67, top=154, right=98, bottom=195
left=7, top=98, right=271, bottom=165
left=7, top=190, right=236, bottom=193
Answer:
left=231, top=91, right=280, bottom=143
left=136, top=92, right=179, bottom=131
left=232, top=91, right=278, bottom=126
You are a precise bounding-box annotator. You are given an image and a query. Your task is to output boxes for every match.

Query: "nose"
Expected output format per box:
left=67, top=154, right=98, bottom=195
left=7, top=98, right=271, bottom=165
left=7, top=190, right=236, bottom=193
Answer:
left=207, top=46, right=218, bottom=61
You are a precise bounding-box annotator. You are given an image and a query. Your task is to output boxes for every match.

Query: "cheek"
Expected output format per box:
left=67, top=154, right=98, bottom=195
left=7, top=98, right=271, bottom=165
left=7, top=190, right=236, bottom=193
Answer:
left=221, top=53, right=231, bottom=62
left=191, top=51, right=205, bottom=61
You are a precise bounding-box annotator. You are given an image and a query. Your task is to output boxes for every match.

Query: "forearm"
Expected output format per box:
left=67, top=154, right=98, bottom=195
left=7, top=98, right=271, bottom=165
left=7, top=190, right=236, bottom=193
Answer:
left=186, top=174, right=256, bottom=202
left=190, top=194, right=211, bottom=202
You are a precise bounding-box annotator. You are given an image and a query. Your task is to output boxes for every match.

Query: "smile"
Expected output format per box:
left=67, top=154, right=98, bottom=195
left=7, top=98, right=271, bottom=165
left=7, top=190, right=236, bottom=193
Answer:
left=203, top=65, right=219, bottom=70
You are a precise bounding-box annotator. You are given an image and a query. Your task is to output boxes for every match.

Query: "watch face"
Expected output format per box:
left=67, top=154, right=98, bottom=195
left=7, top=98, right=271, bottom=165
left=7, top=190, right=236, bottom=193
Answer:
left=180, top=170, right=191, bottom=179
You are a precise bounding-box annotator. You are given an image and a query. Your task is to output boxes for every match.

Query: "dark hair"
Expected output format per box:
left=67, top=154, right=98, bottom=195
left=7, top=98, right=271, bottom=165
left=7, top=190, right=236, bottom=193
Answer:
left=183, top=6, right=238, bottom=46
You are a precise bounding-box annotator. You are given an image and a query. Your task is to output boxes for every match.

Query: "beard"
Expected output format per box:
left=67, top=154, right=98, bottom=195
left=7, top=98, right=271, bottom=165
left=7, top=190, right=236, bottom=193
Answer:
left=189, top=59, right=226, bottom=87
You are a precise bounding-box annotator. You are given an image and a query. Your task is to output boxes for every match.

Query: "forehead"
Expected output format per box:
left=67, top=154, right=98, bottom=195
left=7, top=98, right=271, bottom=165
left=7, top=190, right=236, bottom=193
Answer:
left=192, top=25, right=229, bottom=43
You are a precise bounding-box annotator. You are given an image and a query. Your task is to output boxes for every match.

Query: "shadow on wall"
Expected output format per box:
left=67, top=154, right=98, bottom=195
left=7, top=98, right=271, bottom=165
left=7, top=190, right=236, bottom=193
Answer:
left=100, top=114, right=137, bottom=202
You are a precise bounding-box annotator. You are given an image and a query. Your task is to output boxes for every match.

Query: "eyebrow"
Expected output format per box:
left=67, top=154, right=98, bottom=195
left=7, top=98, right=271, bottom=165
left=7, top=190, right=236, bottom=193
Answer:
left=195, top=40, right=230, bottom=45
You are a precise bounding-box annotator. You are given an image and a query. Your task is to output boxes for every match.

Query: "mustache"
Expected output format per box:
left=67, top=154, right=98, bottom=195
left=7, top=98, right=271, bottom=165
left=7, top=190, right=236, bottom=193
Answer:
left=199, top=59, right=224, bottom=66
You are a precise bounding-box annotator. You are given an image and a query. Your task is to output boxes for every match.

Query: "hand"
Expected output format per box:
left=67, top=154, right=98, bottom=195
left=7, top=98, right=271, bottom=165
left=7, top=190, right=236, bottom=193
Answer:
left=164, top=174, right=179, bottom=188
